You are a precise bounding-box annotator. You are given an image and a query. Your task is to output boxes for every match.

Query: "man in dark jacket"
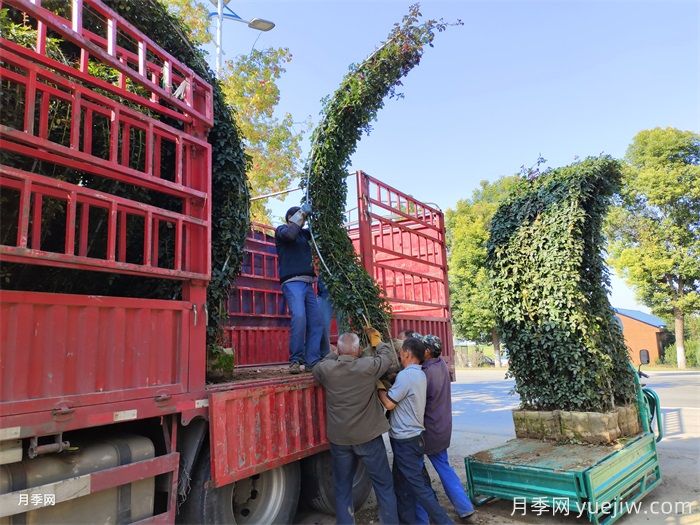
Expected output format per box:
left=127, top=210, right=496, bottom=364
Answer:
left=313, top=329, right=399, bottom=525
left=275, top=206, right=323, bottom=373
left=415, top=335, right=475, bottom=523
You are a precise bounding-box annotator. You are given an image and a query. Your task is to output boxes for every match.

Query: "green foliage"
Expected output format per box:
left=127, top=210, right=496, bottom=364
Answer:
left=220, top=48, right=309, bottom=222
left=488, top=156, right=636, bottom=412
left=102, top=0, right=250, bottom=345
left=446, top=177, right=519, bottom=343
left=306, top=4, right=458, bottom=338
left=660, top=341, right=700, bottom=368
left=606, top=128, right=700, bottom=366
left=659, top=314, right=700, bottom=367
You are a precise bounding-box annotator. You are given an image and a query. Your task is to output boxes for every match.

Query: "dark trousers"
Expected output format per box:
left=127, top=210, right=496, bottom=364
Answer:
left=330, top=436, right=399, bottom=525
left=390, top=435, right=453, bottom=525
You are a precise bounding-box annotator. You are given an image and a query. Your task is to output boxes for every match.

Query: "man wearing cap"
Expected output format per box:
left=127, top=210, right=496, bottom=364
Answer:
left=415, top=335, right=475, bottom=523
left=313, top=328, right=400, bottom=525
left=378, top=337, right=453, bottom=525
left=275, top=205, right=323, bottom=374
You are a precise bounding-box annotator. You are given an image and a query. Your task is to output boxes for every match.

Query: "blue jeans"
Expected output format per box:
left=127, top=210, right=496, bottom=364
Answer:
left=390, top=436, right=453, bottom=525
left=330, top=436, right=399, bottom=525
left=282, top=281, right=323, bottom=367
left=415, top=449, right=475, bottom=523
left=317, top=290, right=334, bottom=358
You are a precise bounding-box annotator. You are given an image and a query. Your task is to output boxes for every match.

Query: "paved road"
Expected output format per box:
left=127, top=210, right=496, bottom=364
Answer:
left=452, top=368, right=700, bottom=438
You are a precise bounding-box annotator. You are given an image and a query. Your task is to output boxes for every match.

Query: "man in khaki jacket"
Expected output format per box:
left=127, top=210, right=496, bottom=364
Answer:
left=313, top=329, right=399, bottom=525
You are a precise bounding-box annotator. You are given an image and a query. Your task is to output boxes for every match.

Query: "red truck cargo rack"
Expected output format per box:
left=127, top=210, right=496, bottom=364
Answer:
left=226, top=171, right=454, bottom=370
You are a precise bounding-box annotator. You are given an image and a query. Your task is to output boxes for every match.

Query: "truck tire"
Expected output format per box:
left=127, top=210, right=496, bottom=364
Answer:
left=179, top=446, right=300, bottom=525
left=300, top=451, right=372, bottom=515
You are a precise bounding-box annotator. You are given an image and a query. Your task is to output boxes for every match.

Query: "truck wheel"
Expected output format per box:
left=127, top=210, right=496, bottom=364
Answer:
left=232, top=462, right=300, bottom=525
left=179, top=445, right=300, bottom=525
left=300, top=451, right=372, bottom=515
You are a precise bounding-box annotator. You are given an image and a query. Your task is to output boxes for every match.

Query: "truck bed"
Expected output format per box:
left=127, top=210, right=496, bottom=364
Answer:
left=466, top=433, right=662, bottom=525
left=471, top=437, right=627, bottom=472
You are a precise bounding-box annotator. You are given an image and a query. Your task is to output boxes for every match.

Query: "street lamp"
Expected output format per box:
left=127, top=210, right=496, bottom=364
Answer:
left=208, top=0, right=275, bottom=78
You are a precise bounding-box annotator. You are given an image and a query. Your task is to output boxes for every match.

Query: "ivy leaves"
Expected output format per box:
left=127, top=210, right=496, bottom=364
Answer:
left=306, top=4, right=458, bottom=337
left=488, top=156, right=635, bottom=412
left=105, top=0, right=249, bottom=347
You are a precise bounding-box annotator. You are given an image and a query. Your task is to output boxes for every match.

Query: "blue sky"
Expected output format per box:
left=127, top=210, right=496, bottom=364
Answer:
left=203, top=0, right=699, bottom=312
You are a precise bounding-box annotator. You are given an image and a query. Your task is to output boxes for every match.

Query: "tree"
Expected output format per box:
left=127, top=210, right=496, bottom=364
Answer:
left=161, top=1, right=307, bottom=222
left=446, top=177, right=519, bottom=366
left=306, top=5, right=457, bottom=337
left=220, top=49, right=308, bottom=222
left=161, top=0, right=213, bottom=45
left=607, top=128, right=700, bottom=369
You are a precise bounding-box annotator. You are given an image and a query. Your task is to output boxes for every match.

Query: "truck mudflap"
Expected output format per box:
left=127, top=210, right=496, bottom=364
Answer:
left=208, top=377, right=328, bottom=487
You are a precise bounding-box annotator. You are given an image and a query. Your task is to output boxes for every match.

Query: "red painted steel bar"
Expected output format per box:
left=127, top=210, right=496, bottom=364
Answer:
left=0, top=165, right=208, bottom=279
left=4, top=0, right=212, bottom=126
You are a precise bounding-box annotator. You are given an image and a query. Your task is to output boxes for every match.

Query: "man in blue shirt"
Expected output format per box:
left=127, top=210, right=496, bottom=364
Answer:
left=416, top=335, right=475, bottom=523
left=378, top=337, right=453, bottom=525
left=275, top=205, right=323, bottom=373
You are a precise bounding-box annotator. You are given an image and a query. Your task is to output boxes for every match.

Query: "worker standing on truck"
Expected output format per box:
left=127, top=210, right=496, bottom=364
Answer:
left=312, top=329, right=400, bottom=525
left=415, top=335, right=475, bottom=523
left=378, top=337, right=454, bottom=525
left=276, top=205, right=324, bottom=374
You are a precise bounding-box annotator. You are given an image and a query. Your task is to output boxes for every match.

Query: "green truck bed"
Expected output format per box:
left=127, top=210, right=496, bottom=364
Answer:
left=466, top=432, right=661, bottom=524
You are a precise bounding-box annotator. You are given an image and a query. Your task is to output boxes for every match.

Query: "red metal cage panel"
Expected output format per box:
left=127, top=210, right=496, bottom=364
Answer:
left=0, top=7, right=212, bottom=279
left=0, top=290, right=192, bottom=416
left=209, top=377, right=328, bottom=487
left=0, top=0, right=213, bottom=420
left=225, top=224, right=290, bottom=366
left=226, top=173, right=454, bottom=368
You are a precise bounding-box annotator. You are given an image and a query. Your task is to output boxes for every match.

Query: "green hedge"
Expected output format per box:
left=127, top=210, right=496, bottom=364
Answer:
left=659, top=341, right=700, bottom=368
left=488, top=156, right=635, bottom=412
left=306, top=5, right=454, bottom=337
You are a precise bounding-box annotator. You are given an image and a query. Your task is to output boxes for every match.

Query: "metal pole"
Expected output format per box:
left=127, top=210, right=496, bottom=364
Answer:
left=216, top=0, right=224, bottom=78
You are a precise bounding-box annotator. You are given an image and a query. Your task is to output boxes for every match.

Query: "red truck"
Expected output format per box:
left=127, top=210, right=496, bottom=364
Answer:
left=0, top=1, right=453, bottom=523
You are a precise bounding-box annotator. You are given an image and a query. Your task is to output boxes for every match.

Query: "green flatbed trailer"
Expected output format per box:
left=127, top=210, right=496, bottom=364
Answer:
left=465, top=368, right=664, bottom=524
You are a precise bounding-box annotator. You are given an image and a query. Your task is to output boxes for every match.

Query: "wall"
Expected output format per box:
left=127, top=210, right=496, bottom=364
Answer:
left=616, top=314, right=663, bottom=365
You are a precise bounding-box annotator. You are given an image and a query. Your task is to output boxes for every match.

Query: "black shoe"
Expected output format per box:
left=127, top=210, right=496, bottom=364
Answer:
left=459, top=511, right=476, bottom=523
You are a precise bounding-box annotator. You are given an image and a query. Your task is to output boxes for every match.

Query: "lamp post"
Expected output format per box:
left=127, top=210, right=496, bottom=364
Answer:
left=209, top=0, right=275, bottom=78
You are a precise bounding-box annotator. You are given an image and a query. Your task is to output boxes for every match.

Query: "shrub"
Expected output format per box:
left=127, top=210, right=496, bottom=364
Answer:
left=488, top=156, right=636, bottom=412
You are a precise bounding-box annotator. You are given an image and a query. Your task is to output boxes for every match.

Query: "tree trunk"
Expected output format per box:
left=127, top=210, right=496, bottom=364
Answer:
left=675, top=308, right=686, bottom=369
left=492, top=328, right=501, bottom=368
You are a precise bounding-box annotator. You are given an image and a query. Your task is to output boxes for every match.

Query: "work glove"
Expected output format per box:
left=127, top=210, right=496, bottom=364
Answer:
left=289, top=208, right=306, bottom=227
left=363, top=326, right=382, bottom=347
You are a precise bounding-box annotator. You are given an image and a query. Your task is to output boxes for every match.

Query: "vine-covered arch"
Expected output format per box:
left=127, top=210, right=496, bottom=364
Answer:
left=488, top=156, right=635, bottom=412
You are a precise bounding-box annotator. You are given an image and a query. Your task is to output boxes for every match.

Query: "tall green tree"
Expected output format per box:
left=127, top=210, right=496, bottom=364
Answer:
left=161, top=1, right=307, bottom=222
left=607, top=128, right=700, bottom=369
left=446, top=177, right=519, bottom=366
left=220, top=49, right=308, bottom=222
